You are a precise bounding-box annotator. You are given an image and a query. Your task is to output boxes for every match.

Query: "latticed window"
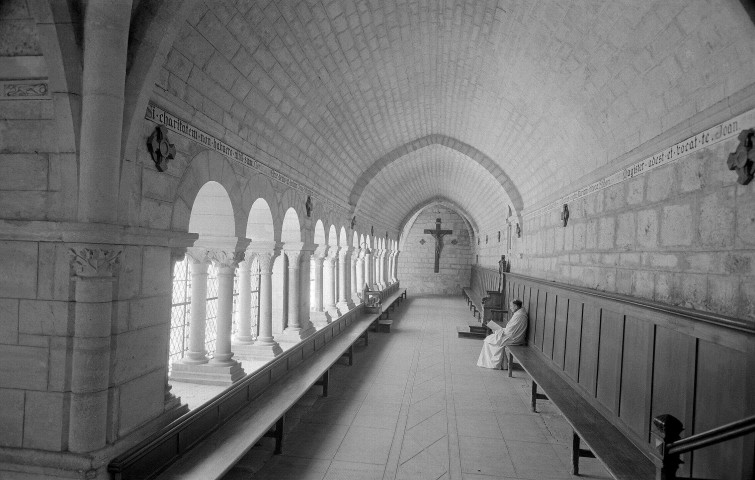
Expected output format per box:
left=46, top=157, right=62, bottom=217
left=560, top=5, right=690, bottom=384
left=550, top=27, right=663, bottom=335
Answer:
left=249, top=257, right=260, bottom=337
left=169, top=255, right=243, bottom=362
left=169, top=256, right=191, bottom=363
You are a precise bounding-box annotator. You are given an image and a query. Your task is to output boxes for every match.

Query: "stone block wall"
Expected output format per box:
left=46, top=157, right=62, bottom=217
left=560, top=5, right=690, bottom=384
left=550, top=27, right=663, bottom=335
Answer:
left=515, top=135, right=755, bottom=319
left=398, top=206, right=472, bottom=295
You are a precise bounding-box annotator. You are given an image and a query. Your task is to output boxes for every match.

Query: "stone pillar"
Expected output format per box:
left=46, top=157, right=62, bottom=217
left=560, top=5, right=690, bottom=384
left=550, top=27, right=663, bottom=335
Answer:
left=203, top=250, right=245, bottom=383
left=68, top=247, right=121, bottom=453
left=356, top=249, right=366, bottom=301
left=350, top=250, right=359, bottom=305
left=386, top=250, right=393, bottom=285
left=249, top=245, right=283, bottom=359
left=178, top=248, right=210, bottom=365
left=233, top=257, right=255, bottom=344
left=393, top=251, right=400, bottom=283
left=375, top=249, right=384, bottom=289
left=364, top=250, right=373, bottom=289
left=78, top=0, right=131, bottom=224
left=310, top=246, right=330, bottom=327
left=281, top=245, right=315, bottom=341
left=298, top=244, right=316, bottom=333
left=337, top=247, right=355, bottom=313
left=323, top=250, right=339, bottom=319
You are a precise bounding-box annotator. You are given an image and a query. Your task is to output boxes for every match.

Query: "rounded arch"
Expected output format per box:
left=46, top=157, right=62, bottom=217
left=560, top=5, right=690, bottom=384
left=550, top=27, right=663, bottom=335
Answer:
left=247, top=198, right=275, bottom=242
left=281, top=207, right=301, bottom=243
left=189, top=181, right=235, bottom=237
left=339, top=226, right=348, bottom=247
left=349, top=135, right=523, bottom=213
left=313, top=220, right=326, bottom=247
left=352, top=230, right=359, bottom=248
left=171, top=150, right=246, bottom=236
left=328, top=225, right=338, bottom=246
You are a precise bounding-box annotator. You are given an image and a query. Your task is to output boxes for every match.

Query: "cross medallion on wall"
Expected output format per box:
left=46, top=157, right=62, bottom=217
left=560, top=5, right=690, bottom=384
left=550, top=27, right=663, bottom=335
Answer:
left=424, top=218, right=452, bottom=273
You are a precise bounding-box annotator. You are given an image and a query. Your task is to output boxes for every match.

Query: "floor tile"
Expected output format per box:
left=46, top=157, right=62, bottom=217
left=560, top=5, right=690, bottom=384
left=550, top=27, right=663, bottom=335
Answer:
left=458, top=435, right=516, bottom=477
left=322, top=460, right=385, bottom=480
left=334, top=426, right=394, bottom=465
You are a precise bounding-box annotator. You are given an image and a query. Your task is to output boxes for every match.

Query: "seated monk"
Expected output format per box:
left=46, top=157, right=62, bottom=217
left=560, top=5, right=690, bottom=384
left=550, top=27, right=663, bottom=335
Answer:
left=477, top=299, right=528, bottom=369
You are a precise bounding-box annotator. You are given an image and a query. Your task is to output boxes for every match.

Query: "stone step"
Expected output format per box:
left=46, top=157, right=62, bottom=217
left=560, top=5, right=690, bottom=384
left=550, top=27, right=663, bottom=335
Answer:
left=456, top=326, right=486, bottom=339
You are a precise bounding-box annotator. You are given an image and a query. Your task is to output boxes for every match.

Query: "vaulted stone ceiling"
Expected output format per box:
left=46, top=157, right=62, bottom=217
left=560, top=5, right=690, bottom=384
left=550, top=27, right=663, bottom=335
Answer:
left=155, top=0, right=755, bottom=234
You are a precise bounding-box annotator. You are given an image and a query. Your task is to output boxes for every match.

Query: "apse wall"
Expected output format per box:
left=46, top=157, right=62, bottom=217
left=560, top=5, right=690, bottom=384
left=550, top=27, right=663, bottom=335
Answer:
left=398, top=206, right=472, bottom=295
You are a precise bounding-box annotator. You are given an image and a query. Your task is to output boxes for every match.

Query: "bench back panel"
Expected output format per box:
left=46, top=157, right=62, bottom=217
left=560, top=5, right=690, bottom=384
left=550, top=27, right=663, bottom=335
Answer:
left=504, top=273, right=754, bottom=480
left=470, top=265, right=500, bottom=296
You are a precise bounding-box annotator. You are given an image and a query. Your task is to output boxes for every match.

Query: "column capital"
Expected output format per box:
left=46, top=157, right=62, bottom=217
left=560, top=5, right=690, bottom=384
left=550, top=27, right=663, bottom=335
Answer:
left=207, top=249, right=244, bottom=270
left=69, top=246, right=122, bottom=278
left=285, top=249, right=303, bottom=269
left=314, top=245, right=329, bottom=258
left=186, top=247, right=209, bottom=264
left=337, top=245, right=352, bottom=258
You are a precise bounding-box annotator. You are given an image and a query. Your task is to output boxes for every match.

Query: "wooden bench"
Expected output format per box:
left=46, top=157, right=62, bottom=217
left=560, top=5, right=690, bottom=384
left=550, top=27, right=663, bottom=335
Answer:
left=109, top=289, right=405, bottom=480
left=370, top=288, right=406, bottom=333
left=506, top=345, right=655, bottom=479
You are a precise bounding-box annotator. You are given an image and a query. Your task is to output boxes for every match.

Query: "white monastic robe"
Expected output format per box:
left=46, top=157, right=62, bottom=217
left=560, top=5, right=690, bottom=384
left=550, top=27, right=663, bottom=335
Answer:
left=477, top=308, right=528, bottom=369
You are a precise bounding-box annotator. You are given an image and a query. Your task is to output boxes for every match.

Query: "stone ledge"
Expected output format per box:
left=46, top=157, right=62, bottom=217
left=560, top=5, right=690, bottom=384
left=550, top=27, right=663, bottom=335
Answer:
left=0, top=220, right=197, bottom=247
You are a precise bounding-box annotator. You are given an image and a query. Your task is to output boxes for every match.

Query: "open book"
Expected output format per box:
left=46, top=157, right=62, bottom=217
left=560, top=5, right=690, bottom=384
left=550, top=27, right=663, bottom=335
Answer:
left=486, top=321, right=502, bottom=332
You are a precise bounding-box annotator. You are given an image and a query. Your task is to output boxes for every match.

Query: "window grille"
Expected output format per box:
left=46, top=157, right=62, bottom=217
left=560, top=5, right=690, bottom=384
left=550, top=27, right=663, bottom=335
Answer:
left=168, top=255, right=243, bottom=362
left=169, top=256, right=191, bottom=363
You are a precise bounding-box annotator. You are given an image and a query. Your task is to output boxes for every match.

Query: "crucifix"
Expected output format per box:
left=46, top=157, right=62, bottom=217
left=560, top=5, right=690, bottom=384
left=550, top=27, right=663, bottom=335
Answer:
left=424, top=218, right=453, bottom=273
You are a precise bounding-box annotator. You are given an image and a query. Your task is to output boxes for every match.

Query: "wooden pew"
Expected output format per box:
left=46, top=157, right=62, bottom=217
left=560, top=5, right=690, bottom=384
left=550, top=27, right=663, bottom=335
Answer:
left=506, top=345, right=655, bottom=478
left=109, top=288, right=406, bottom=480
left=503, top=272, right=755, bottom=479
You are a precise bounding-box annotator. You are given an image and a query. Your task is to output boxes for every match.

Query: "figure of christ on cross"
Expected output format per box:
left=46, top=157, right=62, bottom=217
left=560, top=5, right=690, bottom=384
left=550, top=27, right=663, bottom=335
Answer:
left=424, top=218, right=453, bottom=273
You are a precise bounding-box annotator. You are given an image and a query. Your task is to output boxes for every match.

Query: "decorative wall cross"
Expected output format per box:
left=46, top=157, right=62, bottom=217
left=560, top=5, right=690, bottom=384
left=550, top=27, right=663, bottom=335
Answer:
left=424, top=218, right=452, bottom=273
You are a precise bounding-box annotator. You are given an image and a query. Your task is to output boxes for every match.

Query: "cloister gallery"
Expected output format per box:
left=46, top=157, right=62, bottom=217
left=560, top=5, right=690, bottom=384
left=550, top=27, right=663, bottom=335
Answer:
left=0, top=1, right=754, bottom=479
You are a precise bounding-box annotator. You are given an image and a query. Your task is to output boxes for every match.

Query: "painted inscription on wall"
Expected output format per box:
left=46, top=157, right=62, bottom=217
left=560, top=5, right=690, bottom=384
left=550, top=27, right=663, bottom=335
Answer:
left=526, top=107, right=755, bottom=219
left=145, top=103, right=348, bottom=216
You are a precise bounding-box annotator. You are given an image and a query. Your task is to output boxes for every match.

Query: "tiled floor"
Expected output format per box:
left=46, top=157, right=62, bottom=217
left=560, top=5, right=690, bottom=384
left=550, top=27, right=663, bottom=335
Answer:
left=223, top=295, right=612, bottom=480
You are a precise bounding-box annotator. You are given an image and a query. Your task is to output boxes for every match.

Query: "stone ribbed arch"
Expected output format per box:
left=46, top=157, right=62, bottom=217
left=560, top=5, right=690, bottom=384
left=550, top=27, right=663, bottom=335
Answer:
left=171, top=150, right=247, bottom=237
left=398, top=197, right=477, bottom=252
left=239, top=172, right=283, bottom=242
left=121, top=0, right=198, bottom=159
left=349, top=135, right=523, bottom=213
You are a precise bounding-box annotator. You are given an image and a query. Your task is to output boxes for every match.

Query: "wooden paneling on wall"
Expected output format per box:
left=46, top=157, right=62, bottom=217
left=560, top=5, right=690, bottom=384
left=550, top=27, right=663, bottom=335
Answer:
left=504, top=273, right=755, bottom=480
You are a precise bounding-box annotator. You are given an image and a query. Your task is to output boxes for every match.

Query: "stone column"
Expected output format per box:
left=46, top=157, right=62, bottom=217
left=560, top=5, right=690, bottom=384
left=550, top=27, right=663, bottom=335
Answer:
left=233, top=257, right=255, bottom=345
left=350, top=250, right=359, bottom=305
left=177, top=248, right=210, bottom=365
left=310, top=246, right=330, bottom=327
left=364, top=250, right=373, bottom=290
left=356, top=249, right=366, bottom=300
left=281, top=245, right=315, bottom=341
left=68, top=247, right=121, bottom=453
left=385, top=250, right=393, bottom=285
left=337, top=247, right=355, bottom=313
left=77, top=0, right=131, bottom=224
left=323, top=249, right=339, bottom=319
left=204, top=250, right=245, bottom=383
left=393, top=250, right=401, bottom=282
left=298, top=244, right=316, bottom=334
left=249, top=245, right=283, bottom=359
left=375, top=249, right=384, bottom=289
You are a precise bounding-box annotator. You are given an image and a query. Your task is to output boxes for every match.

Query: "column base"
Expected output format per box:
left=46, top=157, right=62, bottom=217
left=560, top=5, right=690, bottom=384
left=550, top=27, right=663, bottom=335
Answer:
left=279, top=324, right=316, bottom=342
left=326, top=305, right=339, bottom=320
left=169, top=360, right=245, bottom=386
left=231, top=340, right=258, bottom=357
left=310, top=310, right=331, bottom=328
left=249, top=341, right=283, bottom=359
left=337, top=301, right=356, bottom=315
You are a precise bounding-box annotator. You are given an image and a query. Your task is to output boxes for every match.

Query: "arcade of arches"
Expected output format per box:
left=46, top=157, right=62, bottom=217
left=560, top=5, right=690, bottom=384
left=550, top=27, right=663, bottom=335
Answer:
left=0, top=1, right=754, bottom=479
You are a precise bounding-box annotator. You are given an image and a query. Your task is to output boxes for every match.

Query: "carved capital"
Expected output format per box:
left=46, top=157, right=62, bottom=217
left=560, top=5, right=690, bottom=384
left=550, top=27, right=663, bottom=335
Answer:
left=285, top=250, right=302, bottom=269
left=207, top=250, right=244, bottom=270
left=70, top=247, right=122, bottom=277
left=186, top=247, right=209, bottom=264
